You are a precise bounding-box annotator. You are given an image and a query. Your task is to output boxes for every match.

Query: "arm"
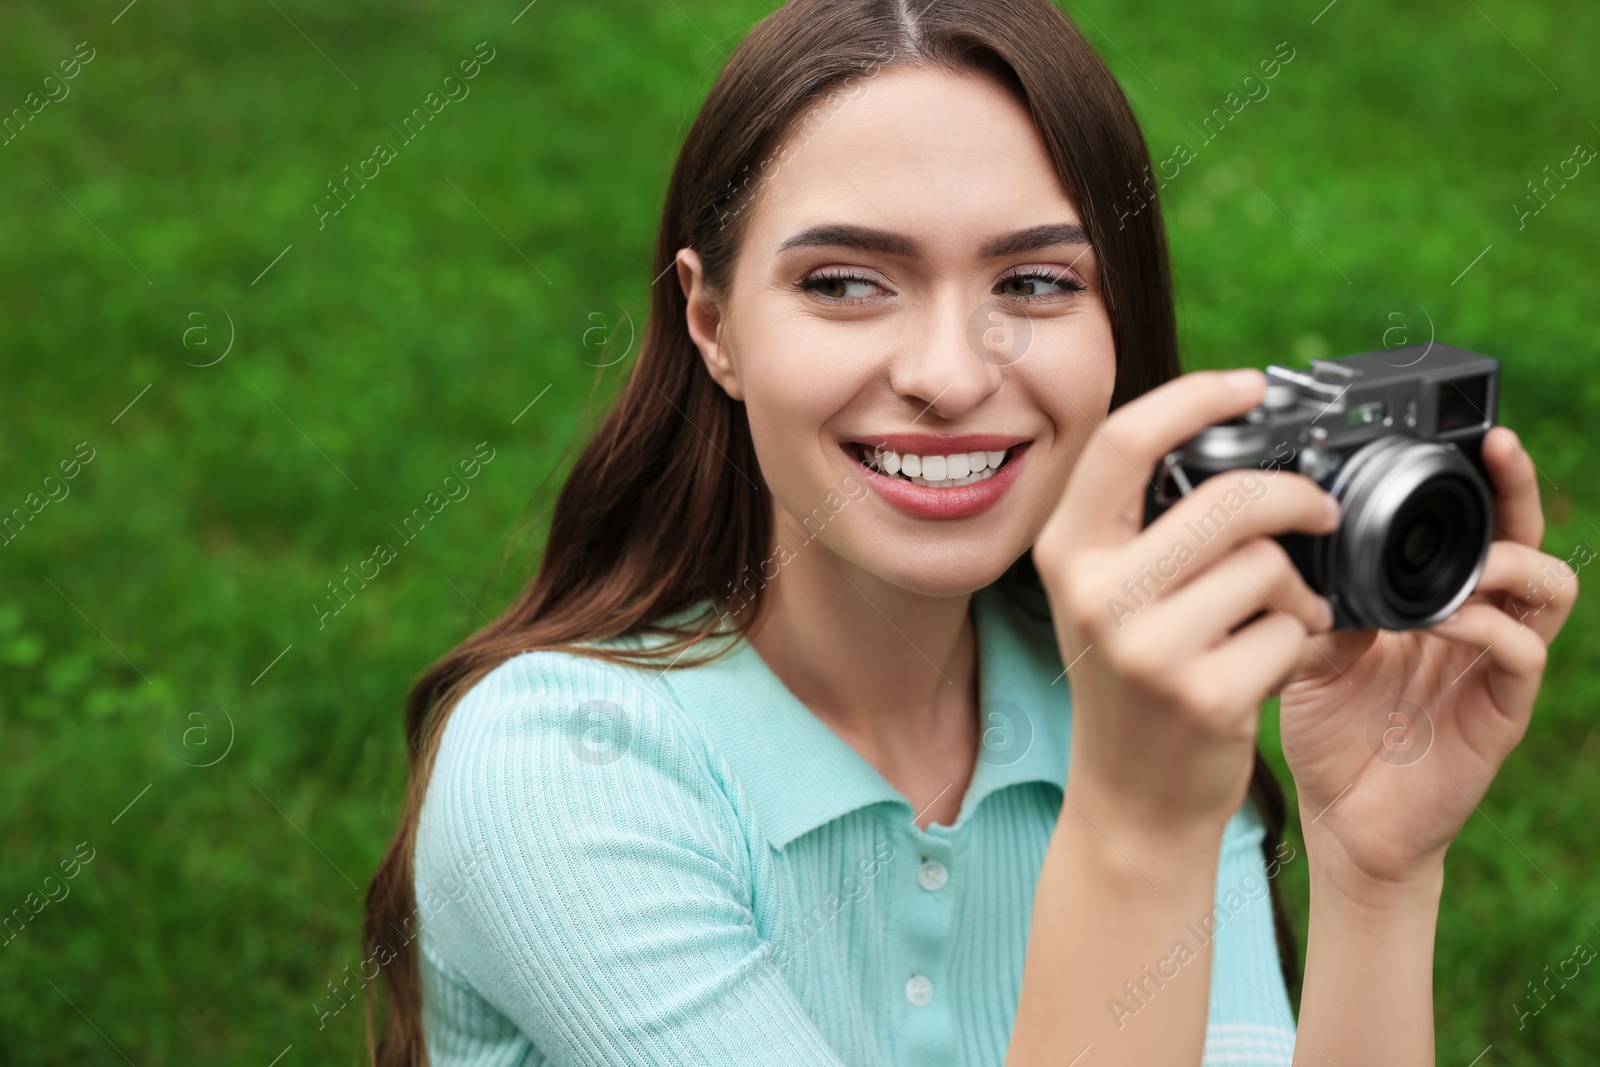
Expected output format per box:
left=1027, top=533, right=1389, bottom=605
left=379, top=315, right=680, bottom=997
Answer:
left=1010, top=794, right=1227, bottom=1065
left=1012, top=787, right=1300, bottom=1066
left=1292, top=851, right=1443, bottom=1066
left=414, top=652, right=848, bottom=1067
left=1277, top=426, right=1578, bottom=1065
left=1012, top=370, right=1338, bottom=1065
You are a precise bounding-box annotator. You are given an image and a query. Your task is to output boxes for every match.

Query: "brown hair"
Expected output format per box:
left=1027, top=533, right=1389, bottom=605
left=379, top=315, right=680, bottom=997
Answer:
left=364, top=1, right=1299, bottom=1060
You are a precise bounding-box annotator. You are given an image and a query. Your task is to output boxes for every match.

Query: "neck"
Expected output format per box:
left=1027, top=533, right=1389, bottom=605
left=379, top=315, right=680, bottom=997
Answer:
left=741, top=514, right=981, bottom=826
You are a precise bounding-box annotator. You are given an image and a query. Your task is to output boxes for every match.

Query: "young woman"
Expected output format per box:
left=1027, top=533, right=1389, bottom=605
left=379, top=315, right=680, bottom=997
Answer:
left=363, top=1, right=1578, bottom=1064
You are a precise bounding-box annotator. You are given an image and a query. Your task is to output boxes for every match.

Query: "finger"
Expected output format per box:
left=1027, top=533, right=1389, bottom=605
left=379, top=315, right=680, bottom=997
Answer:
left=1113, top=537, right=1332, bottom=660
left=1483, top=427, right=1544, bottom=549
left=1427, top=601, right=1548, bottom=717
left=1050, top=369, right=1266, bottom=549
left=1185, top=609, right=1311, bottom=719
left=1464, top=539, right=1579, bottom=645
left=1130, top=469, right=1338, bottom=593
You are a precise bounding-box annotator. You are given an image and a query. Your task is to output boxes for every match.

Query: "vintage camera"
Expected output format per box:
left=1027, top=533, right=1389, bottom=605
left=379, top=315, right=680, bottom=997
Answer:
left=1144, top=345, right=1500, bottom=630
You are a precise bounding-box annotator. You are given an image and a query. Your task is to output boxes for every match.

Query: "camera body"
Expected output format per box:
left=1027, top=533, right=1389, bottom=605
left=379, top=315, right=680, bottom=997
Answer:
left=1143, top=345, right=1500, bottom=631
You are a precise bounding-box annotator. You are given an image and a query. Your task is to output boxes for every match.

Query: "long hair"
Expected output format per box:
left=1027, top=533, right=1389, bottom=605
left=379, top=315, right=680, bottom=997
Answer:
left=363, top=1, right=1300, bottom=1060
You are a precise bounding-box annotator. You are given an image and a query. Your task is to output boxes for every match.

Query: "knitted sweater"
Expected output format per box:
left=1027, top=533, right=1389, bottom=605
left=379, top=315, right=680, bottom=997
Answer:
left=413, top=582, right=1298, bottom=1065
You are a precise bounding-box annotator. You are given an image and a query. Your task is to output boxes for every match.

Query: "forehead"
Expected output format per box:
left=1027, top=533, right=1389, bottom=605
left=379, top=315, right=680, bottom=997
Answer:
left=743, top=64, right=1080, bottom=251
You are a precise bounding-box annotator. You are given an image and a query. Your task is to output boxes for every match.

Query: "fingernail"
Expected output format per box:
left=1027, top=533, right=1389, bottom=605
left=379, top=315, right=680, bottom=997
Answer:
left=1324, top=494, right=1341, bottom=523
left=1315, top=596, right=1334, bottom=629
left=1225, top=369, right=1264, bottom=393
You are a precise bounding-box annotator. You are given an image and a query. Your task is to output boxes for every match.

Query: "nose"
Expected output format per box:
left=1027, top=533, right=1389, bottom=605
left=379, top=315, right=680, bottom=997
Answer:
left=888, top=288, right=1003, bottom=421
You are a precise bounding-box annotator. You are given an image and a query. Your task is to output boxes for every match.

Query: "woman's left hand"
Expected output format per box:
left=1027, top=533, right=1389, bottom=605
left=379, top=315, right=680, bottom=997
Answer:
left=1277, top=426, right=1582, bottom=889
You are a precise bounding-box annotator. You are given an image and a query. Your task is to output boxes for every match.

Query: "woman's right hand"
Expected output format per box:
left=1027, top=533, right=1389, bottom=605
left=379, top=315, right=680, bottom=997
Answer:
left=1031, top=369, right=1341, bottom=841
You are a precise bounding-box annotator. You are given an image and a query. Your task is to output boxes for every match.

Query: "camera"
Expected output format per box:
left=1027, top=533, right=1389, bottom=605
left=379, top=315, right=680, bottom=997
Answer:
left=1144, top=345, right=1500, bottom=631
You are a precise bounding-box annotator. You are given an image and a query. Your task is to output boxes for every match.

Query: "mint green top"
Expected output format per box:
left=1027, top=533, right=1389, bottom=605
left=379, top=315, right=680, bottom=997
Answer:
left=413, top=582, right=1298, bottom=1065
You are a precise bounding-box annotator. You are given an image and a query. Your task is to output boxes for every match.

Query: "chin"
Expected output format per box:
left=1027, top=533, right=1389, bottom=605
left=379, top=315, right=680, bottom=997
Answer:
left=847, top=545, right=1019, bottom=600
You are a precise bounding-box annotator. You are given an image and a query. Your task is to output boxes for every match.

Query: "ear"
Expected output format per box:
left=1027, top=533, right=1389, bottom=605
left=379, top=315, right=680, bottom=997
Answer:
left=676, top=247, right=744, bottom=401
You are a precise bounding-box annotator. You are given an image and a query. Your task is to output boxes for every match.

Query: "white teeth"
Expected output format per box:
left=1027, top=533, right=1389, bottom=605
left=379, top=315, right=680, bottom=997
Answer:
left=858, top=443, right=1014, bottom=486
left=905, top=469, right=996, bottom=488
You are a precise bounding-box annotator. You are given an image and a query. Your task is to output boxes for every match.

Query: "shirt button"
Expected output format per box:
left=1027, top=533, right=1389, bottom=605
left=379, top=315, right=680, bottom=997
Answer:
left=904, top=974, right=934, bottom=1007
left=917, top=857, right=948, bottom=891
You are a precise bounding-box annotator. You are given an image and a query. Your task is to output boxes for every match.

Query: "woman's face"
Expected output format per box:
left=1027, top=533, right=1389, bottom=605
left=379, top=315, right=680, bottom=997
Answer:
left=680, top=64, right=1117, bottom=599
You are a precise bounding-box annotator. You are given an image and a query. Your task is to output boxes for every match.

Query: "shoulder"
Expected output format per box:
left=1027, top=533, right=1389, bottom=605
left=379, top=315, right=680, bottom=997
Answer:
left=408, top=649, right=836, bottom=1062
left=415, top=648, right=756, bottom=914
left=424, top=647, right=733, bottom=814
left=431, top=647, right=700, bottom=761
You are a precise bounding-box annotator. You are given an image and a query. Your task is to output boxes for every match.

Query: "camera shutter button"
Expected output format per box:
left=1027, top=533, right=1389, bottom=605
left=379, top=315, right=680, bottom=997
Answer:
left=1262, top=382, right=1298, bottom=411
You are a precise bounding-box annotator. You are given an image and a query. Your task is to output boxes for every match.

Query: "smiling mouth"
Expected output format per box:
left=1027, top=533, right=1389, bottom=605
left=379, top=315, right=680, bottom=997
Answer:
left=852, top=443, right=1019, bottom=488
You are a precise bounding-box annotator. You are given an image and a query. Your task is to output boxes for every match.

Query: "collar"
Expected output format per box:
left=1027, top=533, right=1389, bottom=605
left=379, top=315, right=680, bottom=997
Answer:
left=651, top=583, right=1071, bottom=850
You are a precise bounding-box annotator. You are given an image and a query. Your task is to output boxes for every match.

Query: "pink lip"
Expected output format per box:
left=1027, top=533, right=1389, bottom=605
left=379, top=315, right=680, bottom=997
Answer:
left=845, top=440, right=1033, bottom=521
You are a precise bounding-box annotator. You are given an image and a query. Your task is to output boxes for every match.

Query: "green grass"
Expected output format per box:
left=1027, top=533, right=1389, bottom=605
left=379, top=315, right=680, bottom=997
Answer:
left=2, top=0, right=1596, bottom=1062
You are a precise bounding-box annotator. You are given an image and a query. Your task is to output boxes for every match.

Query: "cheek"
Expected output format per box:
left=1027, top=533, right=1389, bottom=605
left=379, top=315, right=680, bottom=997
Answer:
left=734, top=315, right=879, bottom=498
left=1021, top=321, right=1117, bottom=503
left=743, top=352, right=852, bottom=437
left=1033, top=319, right=1114, bottom=394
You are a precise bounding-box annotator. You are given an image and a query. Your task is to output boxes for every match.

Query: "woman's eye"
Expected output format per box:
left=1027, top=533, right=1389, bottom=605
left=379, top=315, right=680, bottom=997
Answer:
left=802, top=273, right=881, bottom=301
left=997, top=271, right=1085, bottom=300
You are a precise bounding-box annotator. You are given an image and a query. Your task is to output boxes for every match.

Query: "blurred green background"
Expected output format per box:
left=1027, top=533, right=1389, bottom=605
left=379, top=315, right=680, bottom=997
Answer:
left=2, top=0, right=1596, bottom=1062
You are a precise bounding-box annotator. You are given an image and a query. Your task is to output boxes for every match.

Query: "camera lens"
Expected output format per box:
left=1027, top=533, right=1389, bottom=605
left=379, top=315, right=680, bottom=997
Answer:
left=1320, top=437, right=1494, bottom=630
left=1398, top=517, right=1439, bottom=570
left=1380, top=476, right=1481, bottom=614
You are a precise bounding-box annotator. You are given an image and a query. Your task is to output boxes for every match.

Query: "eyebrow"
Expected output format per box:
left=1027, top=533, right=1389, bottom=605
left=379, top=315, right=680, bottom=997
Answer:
left=980, top=222, right=1090, bottom=258
left=775, top=222, right=1090, bottom=259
